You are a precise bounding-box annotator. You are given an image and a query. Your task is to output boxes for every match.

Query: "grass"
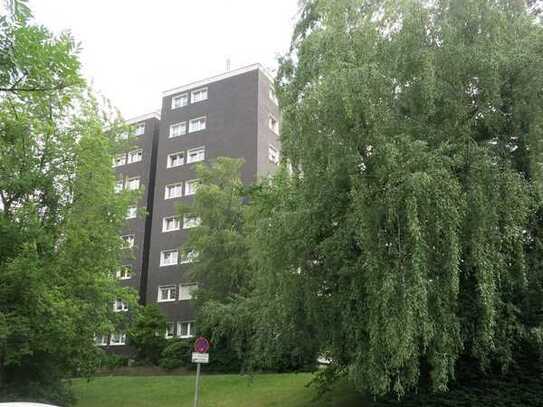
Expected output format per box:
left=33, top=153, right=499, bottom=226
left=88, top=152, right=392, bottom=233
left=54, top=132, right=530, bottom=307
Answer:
left=72, top=373, right=368, bottom=407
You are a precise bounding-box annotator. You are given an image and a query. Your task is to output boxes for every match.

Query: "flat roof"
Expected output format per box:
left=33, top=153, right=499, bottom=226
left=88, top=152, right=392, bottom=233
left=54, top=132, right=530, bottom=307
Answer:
left=162, top=63, right=275, bottom=97
left=126, top=111, right=161, bottom=124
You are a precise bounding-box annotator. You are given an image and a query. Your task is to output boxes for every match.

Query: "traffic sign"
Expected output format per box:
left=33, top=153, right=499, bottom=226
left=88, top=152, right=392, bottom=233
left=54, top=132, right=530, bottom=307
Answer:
left=194, top=336, right=210, bottom=353
left=192, top=352, right=209, bottom=364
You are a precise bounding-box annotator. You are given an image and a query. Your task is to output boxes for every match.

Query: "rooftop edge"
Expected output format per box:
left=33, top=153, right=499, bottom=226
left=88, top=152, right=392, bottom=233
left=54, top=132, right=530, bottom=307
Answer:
left=126, top=111, right=161, bottom=124
left=162, top=63, right=275, bottom=98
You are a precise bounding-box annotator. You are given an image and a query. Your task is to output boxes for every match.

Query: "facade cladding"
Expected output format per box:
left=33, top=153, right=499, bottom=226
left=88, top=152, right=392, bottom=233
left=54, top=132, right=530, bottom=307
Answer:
left=102, top=64, right=280, bottom=349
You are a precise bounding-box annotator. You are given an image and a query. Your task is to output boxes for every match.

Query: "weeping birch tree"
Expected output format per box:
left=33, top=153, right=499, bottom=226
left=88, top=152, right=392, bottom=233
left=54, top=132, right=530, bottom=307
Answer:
left=258, top=0, right=543, bottom=397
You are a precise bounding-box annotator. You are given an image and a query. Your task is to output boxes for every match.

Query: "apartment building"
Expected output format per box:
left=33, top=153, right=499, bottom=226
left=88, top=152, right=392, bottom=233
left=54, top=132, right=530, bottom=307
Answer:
left=98, top=113, right=160, bottom=349
left=99, top=64, right=280, bottom=348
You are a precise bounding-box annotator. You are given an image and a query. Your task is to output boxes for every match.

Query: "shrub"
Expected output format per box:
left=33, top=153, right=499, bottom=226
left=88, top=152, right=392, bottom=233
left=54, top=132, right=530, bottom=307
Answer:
left=159, top=338, right=192, bottom=370
left=128, top=305, right=167, bottom=365
left=97, top=352, right=130, bottom=370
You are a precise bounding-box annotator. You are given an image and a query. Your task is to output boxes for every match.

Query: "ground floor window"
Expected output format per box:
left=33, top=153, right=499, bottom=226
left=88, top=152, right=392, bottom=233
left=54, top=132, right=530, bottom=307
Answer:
left=177, top=321, right=195, bottom=338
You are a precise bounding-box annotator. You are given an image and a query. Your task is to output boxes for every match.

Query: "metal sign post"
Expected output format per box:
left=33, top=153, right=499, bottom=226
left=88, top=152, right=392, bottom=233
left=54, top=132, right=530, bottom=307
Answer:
left=193, top=362, right=201, bottom=407
left=192, top=337, right=210, bottom=407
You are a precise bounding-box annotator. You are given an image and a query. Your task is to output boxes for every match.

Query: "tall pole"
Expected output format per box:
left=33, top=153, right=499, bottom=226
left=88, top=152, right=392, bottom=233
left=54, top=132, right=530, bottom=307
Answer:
left=193, top=362, right=201, bottom=407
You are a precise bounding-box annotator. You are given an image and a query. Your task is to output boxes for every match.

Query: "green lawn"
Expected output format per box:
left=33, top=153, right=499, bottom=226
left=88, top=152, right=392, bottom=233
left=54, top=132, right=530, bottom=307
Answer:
left=72, top=373, right=368, bottom=407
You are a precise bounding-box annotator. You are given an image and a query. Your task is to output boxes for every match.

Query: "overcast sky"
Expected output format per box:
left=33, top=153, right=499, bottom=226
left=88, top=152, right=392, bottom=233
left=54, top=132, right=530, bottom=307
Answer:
left=28, top=1, right=300, bottom=119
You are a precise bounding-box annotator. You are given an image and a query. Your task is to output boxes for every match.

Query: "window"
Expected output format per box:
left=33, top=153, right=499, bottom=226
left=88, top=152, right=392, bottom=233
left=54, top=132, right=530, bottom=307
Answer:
left=127, top=149, right=143, bottom=164
left=180, top=250, right=199, bottom=264
left=178, top=321, right=195, bottom=338
left=121, top=235, right=135, bottom=248
left=115, top=179, right=124, bottom=193
left=158, top=285, right=177, bottom=302
left=165, top=321, right=176, bottom=339
left=269, top=86, right=278, bottom=105
left=113, top=154, right=126, bottom=167
left=184, top=179, right=199, bottom=196
left=126, top=206, right=137, bottom=219
left=268, top=115, right=279, bottom=134
left=169, top=122, right=186, bottom=138
left=167, top=152, right=184, bottom=168
left=110, top=332, right=126, bottom=346
left=134, top=123, right=145, bottom=136
left=183, top=215, right=201, bottom=229
left=95, top=335, right=108, bottom=346
left=113, top=299, right=128, bottom=312
left=191, top=87, right=208, bottom=103
left=164, top=183, right=183, bottom=199
left=268, top=145, right=279, bottom=165
left=126, top=177, right=140, bottom=191
left=116, top=266, right=132, bottom=280
left=187, top=146, right=205, bottom=164
left=189, top=117, right=206, bottom=133
left=162, top=216, right=180, bottom=232
left=160, top=249, right=179, bottom=267
left=179, top=283, right=198, bottom=301
left=171, top=93, right=188, bottom=109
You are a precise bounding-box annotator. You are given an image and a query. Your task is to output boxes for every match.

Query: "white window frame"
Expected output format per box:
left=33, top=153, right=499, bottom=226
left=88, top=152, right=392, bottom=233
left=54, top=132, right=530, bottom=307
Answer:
left=177, top=321, right=195, bottom=338
left=167, top=151, right=185, bottom=168
left=160, top=249, right=179, bottom=267
left=268, top=144, right=279, bottom=165
left=127, top=149, right=143, bottom=164
left=126, top=206, right=137, bottom=219
left=268, top=115, right=279, bottom=134
left=134, top=123, right=145, bottom=136
left=269, top=86, right=278, bottom=105
left=183, top=215, right=201, bottom=229
left=180, top=250, right=199, bottom=264
left=115, top=179, right=124, bottom=193
left=191, top=87, right=208, bottom=103
left=113, top=154, right=126, bottom=167
left=113, top=299, right=128, bottom=312
left=189, top=116, right=206, bottom=133
left=179, top=283, right=198, bottom=301
left=95, top=335, right=109, bottom=346
left=121, top=234, right=135, bottom=249
left=171, top=93, right=188, bottom=109
left=169, top=121, right=187, bottom=138
left=116, top=265, right=132, bottom=280
left=110, top=332, right=126, bottom=346
left=164, top=182, right=183, bottom=199
left=186, top=146, right=205, bottom=164
left=157, top=285, right=177, bottom=303
left=184, top=179, right=199, bottom=196
left=165, top=321, right=176, bottom=339
left=162, top=216, right=181, bottom=232
left=126, top=177, right=140, bottom=191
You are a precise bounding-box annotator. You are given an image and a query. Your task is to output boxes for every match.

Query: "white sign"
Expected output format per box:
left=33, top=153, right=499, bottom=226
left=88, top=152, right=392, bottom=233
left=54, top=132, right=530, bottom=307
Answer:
left=192, top=352, right=209, bottom=364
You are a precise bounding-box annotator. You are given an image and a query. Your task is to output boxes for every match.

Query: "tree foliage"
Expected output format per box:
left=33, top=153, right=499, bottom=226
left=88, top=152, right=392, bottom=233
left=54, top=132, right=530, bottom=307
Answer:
left=0, top=1, right=136, bottom=403
left=128, top=305, right=168, bottom=366
left=179, top=158, right=319, bottom=372
left=265, top=0, right=543, bottom=398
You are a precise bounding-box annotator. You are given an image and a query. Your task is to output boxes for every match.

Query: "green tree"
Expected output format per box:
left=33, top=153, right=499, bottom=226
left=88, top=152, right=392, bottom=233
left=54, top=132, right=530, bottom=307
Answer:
left=0, top=1, right=136, bottom=403
left=179, top=158, right=318, bottom=372
left=128, top=305, right=168, bottom=365
left=263, top=0, right=543, bottom=398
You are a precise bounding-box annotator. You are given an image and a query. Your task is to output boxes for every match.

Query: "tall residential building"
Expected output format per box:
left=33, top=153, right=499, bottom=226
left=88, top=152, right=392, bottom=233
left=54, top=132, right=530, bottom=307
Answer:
left=100, top=64, right=280, bottom=348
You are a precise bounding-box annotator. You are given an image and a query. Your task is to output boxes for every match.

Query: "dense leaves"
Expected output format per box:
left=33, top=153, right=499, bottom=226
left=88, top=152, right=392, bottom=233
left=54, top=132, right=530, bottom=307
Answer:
left=0, top=1, right=136, bottom=403
left=179, top=158, right=319, bottom=373
left=265, top=0, right=543, bottom=398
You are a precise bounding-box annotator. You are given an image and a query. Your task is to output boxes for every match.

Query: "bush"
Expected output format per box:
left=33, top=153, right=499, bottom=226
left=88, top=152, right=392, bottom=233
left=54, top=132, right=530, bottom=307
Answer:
left=128, top=305, right=168, bottom=365
left=97, top=352, right=130, bottom=370
left=159, top=338, right=192, bottom=370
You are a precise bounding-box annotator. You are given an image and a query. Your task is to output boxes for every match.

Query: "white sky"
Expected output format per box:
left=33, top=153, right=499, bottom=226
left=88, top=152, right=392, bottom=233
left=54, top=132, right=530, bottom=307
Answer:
left=28, top=0, right=300, bottom=119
